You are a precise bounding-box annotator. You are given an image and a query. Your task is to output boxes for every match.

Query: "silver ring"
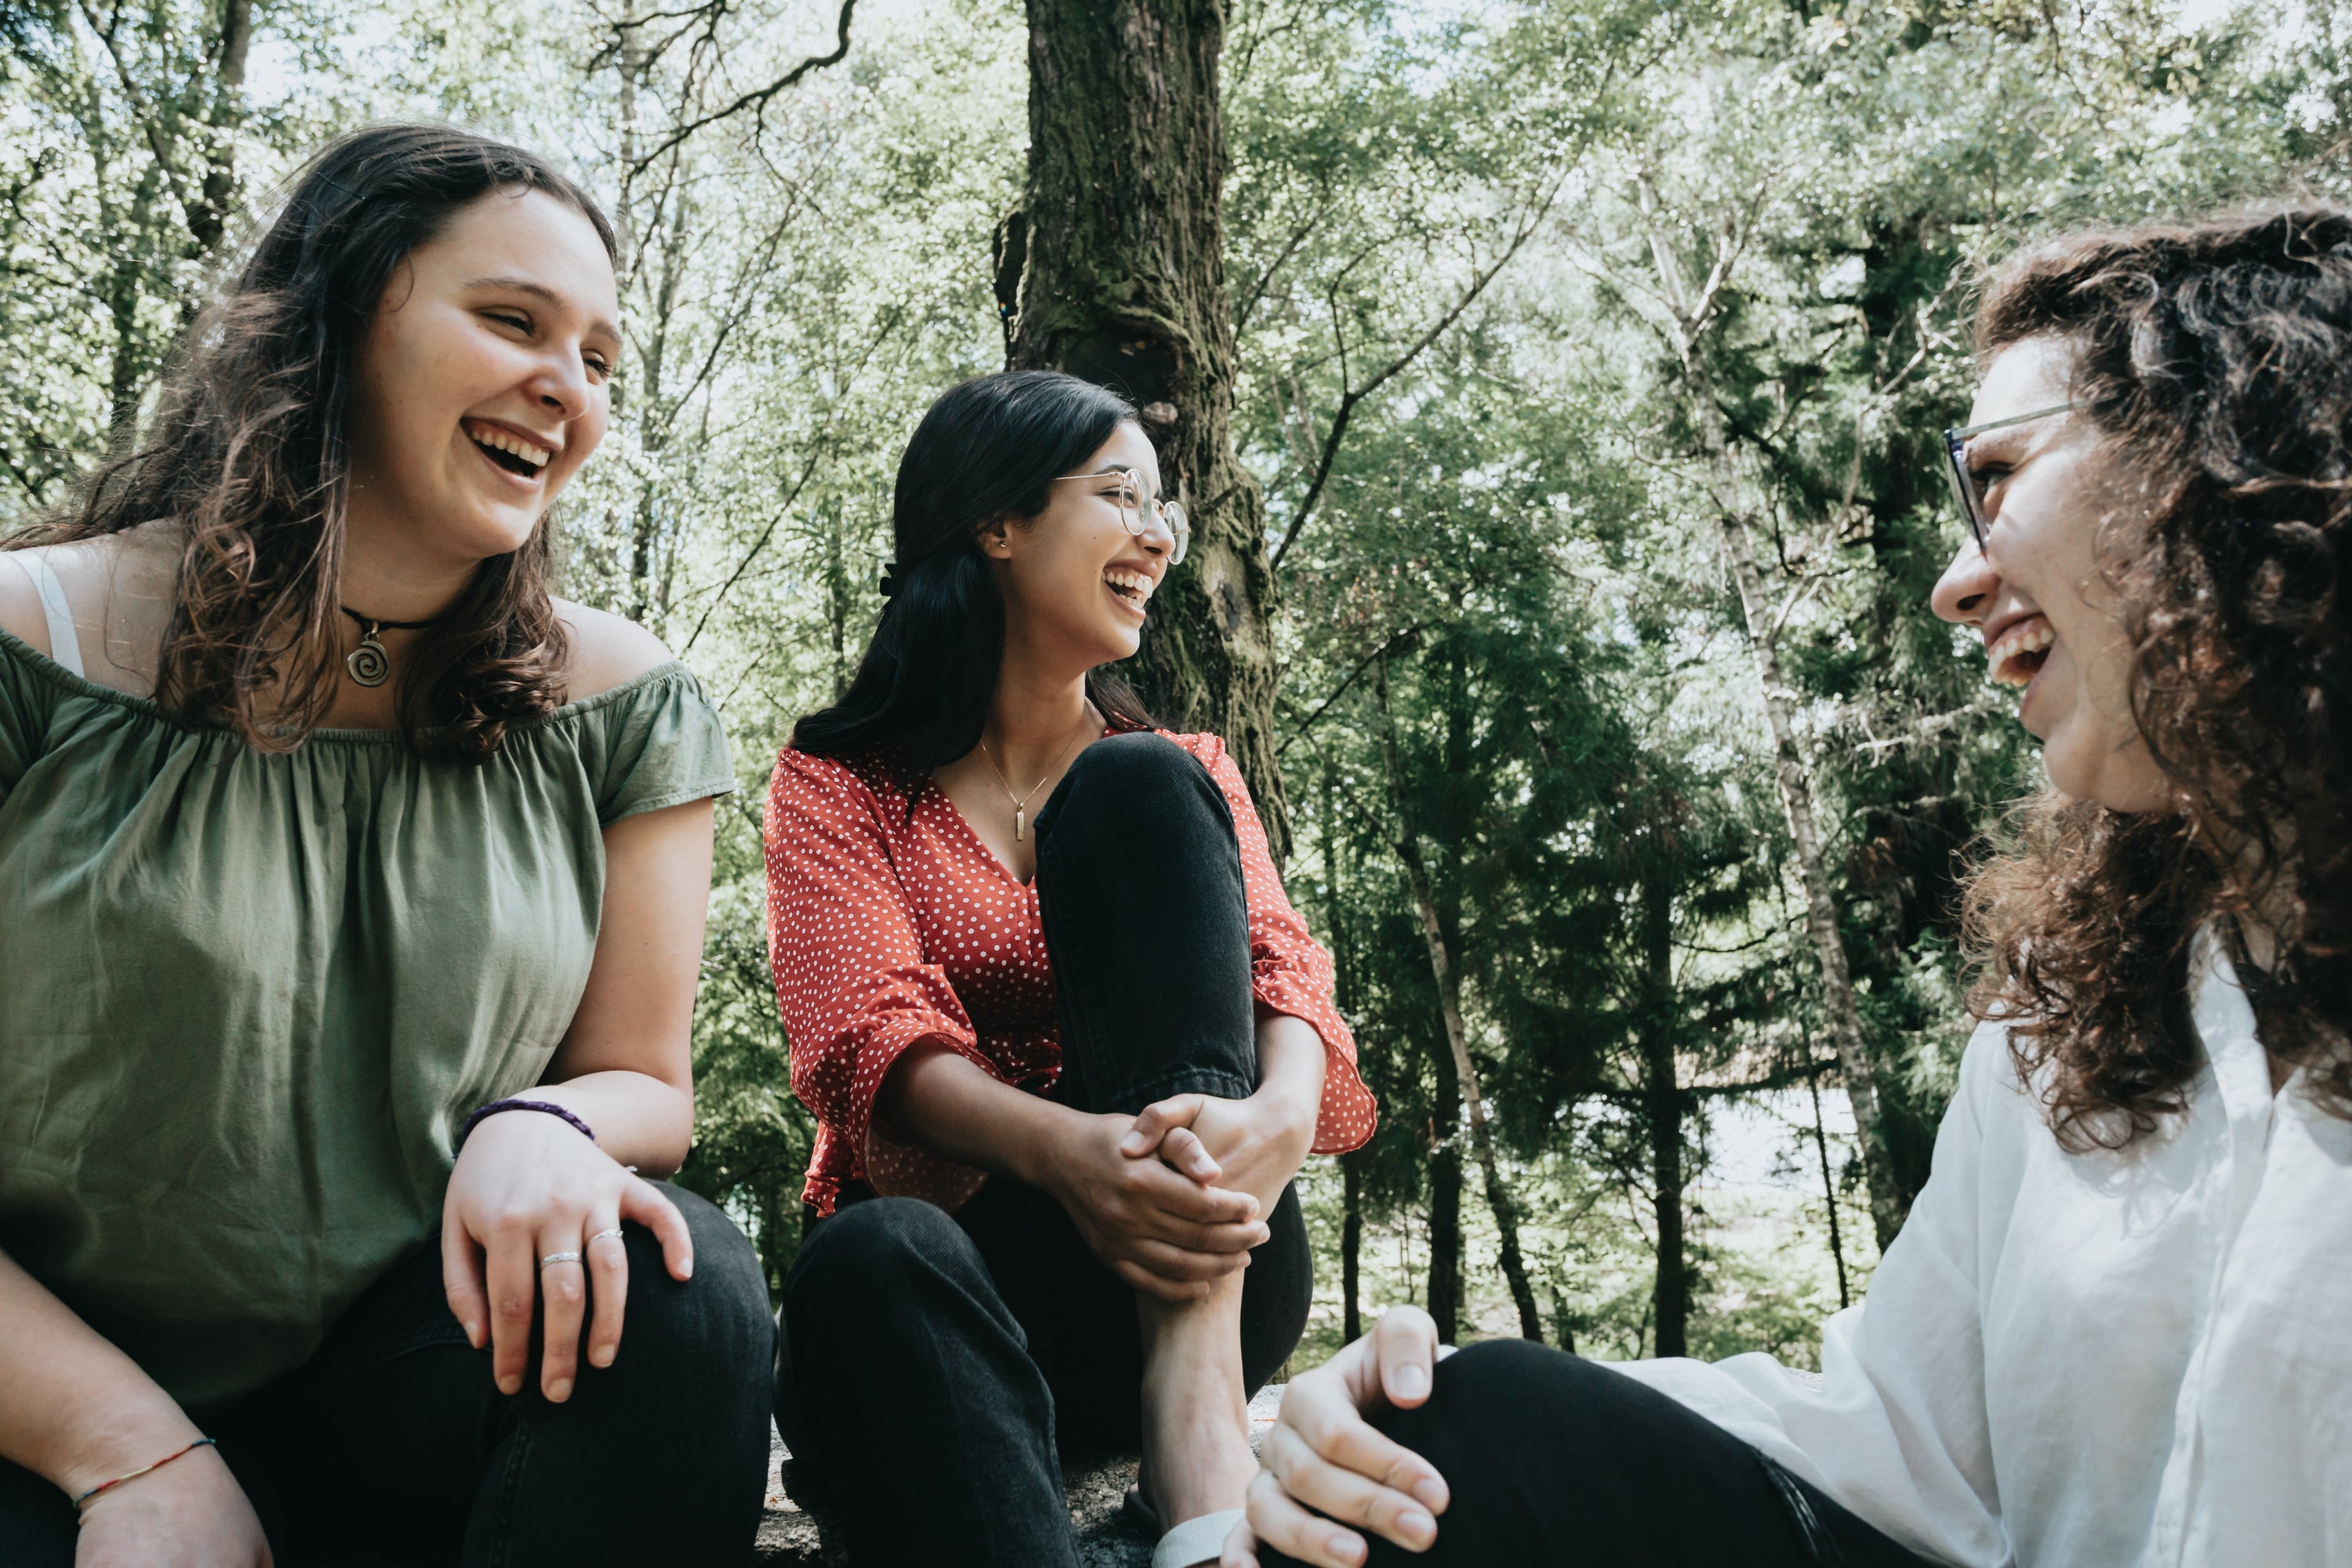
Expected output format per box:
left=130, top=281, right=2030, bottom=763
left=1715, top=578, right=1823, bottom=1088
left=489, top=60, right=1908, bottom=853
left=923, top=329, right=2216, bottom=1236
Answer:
left=588, top=1228, right=625, bottom=1245
left=538, top=1250, right=584, bottom=1269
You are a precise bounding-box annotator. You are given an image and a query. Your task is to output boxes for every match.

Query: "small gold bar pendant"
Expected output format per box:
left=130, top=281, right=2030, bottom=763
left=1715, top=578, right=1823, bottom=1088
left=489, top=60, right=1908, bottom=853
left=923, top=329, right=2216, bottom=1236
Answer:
left=1015, top=808, right=1027, bottom=841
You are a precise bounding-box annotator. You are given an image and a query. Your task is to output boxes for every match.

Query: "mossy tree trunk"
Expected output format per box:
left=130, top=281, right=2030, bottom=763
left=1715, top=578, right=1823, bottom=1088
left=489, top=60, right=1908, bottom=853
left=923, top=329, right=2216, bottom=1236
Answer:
left=1004, top=0, right=1287, bottom=855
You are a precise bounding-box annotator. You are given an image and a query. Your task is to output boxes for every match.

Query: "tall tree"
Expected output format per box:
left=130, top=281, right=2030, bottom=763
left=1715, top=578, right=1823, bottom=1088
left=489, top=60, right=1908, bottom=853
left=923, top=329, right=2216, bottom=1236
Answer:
left=1002, top=0, right=1288, bottom=852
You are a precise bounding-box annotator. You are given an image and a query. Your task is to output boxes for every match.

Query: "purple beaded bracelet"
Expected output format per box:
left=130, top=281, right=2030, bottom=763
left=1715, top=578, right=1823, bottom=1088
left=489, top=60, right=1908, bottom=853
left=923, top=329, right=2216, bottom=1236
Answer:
left=459, top=1098, right=597, bottom=1149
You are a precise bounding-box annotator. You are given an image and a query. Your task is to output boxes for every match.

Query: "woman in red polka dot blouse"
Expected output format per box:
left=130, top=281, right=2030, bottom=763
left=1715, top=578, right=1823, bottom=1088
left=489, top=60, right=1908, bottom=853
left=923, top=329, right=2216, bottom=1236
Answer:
left=764, top=371, right=1376, bottom=1568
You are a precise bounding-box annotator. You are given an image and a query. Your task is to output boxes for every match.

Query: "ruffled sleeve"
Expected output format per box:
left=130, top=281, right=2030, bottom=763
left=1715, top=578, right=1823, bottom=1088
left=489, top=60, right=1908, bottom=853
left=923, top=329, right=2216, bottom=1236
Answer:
left=1185, top=735, right=1378, bottom=1155
left=0, top=630, right=59, bottom=809
left=579, top=664, right=736, bottom=826
left=763, top=749, right=1004, bottom=1214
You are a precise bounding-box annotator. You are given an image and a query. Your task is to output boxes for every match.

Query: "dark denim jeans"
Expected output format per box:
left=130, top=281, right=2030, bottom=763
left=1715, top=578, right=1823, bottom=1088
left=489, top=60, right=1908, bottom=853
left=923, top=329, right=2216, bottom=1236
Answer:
left=0, top=1184, right=775, bottom=1567
left=1258, top=1339, right=1940, bottom=1568
left=773, top=732, right=1313, bottom=1568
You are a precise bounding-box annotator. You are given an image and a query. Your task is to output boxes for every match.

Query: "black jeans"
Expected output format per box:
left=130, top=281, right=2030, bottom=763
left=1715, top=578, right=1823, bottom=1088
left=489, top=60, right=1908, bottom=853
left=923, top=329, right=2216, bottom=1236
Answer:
left=774, top=732, right=1314, bottom=1568
left=0, top=1183, right=775, bottom=1568
left=1260, top=1339, right=1943, bottom=1568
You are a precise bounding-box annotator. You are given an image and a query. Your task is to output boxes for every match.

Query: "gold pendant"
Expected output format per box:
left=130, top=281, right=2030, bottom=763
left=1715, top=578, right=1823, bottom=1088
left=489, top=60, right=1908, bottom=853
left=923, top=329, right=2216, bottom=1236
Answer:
left=346, top=622, right=391, bottom=688
left=1015, top=807, right=1027, bottom=841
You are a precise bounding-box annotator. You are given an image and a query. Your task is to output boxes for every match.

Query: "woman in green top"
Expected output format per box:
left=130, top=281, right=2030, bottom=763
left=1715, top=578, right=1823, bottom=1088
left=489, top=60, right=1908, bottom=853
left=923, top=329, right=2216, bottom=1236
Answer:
left=0, top=125, right=772, bottom=1566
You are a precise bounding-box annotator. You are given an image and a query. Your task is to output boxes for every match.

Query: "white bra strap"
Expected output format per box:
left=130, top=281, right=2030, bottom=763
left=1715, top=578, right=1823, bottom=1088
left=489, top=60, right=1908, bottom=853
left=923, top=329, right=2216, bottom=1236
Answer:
left=13, top=554, right=85, bottom=678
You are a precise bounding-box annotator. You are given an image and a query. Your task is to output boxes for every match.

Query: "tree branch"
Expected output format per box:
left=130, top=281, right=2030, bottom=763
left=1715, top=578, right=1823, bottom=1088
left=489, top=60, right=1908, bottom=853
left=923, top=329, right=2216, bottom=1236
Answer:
left=1270, top=159, right=1577, bottom=575
left=628, top=0, right=856, bottom=172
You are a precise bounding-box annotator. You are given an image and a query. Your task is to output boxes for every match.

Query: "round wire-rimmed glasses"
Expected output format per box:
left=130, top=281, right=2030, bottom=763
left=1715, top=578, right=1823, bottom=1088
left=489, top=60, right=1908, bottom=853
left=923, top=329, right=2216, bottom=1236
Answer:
left=1054, top=466, right=1189, bottom=566
left=1940, top=402, right=2078, bottom=548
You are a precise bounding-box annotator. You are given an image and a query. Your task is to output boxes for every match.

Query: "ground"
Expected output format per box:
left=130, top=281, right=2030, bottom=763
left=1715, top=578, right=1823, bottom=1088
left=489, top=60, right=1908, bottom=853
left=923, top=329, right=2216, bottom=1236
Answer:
left=752, top=1386, right=1287, bottom=1565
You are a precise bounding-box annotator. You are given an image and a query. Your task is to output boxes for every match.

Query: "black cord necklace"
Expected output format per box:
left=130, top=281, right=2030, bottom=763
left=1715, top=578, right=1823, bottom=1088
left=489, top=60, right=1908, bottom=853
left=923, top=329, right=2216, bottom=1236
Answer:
left=339, top=605, right=439, bottom=688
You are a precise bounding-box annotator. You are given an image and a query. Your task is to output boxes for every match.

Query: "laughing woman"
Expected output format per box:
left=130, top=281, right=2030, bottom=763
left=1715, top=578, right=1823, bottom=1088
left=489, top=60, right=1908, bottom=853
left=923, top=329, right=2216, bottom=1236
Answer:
left=764, top=371, right=1377, bottom=1568
left=1230, top=207, right=2352, bottom=1568
left=0, top=126, right=771, bottom=1566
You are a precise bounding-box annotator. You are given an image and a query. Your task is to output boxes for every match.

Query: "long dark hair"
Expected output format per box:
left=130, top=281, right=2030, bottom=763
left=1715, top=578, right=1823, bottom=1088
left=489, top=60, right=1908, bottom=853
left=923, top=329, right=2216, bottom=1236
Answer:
left=792, top=371, right=1157, bottom=775
left=1962, top=204, right=2352, bottom=1143
left=8, top=122, right=615, bottom=759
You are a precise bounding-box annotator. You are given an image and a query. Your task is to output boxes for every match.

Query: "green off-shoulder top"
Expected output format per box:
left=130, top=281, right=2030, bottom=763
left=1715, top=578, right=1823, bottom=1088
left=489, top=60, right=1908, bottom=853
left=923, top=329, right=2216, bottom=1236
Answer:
left=0, top=628, right=735, bottom=1410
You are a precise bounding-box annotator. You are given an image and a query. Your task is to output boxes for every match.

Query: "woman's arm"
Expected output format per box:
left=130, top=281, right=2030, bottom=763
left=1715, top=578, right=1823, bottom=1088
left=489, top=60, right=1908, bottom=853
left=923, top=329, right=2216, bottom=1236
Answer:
left=0, top=1247, right=270, bottom=1564
left=878, top=1044, right=1269, bottom=1303
left=439, top=797, right=715, bottom=1406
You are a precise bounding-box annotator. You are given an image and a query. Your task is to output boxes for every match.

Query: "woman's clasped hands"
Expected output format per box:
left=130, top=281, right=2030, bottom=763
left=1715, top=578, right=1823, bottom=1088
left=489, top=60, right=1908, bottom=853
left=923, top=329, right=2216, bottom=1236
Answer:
left=438, top=1107, right=695, bottom=1403
left=1037, top=1086, right=1317, bottom=1305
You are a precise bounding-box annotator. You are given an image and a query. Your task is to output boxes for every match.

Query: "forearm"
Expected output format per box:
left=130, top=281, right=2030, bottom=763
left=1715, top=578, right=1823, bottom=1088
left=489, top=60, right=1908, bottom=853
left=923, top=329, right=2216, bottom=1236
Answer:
left=877, top=1040, right=1086, bottom=1190
left=522, top=1069, right=694, bottom=1177
left=0, top=1246, right=201, bottom=1499
left=1254, top=1008, right=1327, bottom=1127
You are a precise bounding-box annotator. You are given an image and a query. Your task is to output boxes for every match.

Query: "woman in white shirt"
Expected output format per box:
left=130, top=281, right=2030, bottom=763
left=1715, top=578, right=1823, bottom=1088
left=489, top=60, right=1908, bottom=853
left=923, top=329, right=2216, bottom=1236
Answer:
left=1226, top=205, right=2352, bottom=1568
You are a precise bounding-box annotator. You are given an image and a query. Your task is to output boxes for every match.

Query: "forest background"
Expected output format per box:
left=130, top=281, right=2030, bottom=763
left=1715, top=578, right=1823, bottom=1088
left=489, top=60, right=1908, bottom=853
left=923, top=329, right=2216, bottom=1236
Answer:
left=6, top=0, right=2347, bottom=1367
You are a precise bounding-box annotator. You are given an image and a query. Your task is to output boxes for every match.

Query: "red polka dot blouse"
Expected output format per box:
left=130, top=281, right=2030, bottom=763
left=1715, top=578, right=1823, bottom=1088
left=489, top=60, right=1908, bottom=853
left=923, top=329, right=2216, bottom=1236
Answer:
left=764, top=731, right=1378, bottom=1215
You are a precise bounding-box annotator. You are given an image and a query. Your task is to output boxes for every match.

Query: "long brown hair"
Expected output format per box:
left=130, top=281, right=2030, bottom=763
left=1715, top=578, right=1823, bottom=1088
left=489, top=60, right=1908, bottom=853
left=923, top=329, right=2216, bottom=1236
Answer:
left=7, top=123, right=616, bottom=759
left=1962, top=205, right=2352, bottom=1145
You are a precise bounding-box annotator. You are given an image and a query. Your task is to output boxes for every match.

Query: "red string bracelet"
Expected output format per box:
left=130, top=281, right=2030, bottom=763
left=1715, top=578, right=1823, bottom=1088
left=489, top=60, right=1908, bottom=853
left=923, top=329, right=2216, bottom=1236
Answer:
left=73, top=1436, right=216, bottom=1513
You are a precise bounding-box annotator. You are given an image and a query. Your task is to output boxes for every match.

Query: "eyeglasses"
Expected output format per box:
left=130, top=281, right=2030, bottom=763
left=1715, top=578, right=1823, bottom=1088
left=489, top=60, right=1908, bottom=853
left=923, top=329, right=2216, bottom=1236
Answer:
left=1054, top=466, right=1189, bottom=567
left=1940, top=402, right=2079, bottom=549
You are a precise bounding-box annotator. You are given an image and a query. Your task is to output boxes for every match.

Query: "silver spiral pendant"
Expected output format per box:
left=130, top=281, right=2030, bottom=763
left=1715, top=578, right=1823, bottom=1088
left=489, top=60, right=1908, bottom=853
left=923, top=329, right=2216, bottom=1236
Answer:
left=346, top=626, right=392, bottom=688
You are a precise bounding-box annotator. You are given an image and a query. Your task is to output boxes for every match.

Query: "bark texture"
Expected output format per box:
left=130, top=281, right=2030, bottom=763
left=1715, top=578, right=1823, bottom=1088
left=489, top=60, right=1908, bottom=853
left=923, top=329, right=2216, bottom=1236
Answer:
left=1007, top=0, right=1287, bottom=855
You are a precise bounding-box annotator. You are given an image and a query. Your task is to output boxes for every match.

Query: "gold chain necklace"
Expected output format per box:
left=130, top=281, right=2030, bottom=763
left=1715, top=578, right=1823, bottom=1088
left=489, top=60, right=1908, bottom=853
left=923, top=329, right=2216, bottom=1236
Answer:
left=977, top=713, right=1095, bottom=841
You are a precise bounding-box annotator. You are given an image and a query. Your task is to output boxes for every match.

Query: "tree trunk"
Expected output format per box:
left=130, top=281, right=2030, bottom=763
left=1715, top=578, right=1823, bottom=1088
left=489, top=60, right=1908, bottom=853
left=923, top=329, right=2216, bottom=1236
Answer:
left=1374, top=659, right=1544, bottom=1343
left=1700, top=455, right=1906, bottom=1249
left=1427, top=1063, right=1463, bottom=1344
left=187, top=0, right=254, bottom=256
left=1638, top=865, right=1688, bottom=1358
left=1809, top=1063, right=1852, bottom=1310
left=1342, top=1152, right=1364, bottom=1343
left=1635, top=197, right=1907, bottom=1250
left=1008, top=0, right=1288, bottom=856
left=1319, top=761, right=1365, bottom=1344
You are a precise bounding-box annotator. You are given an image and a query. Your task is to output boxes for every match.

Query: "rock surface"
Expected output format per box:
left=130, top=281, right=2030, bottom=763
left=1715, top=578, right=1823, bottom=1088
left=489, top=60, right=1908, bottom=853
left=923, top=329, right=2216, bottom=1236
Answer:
left=753, top=1387, right=1286, bottom=1565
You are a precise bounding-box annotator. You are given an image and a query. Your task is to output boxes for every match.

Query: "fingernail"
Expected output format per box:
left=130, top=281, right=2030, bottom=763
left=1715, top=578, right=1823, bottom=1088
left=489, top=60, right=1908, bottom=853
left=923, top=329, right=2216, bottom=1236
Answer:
left=1413, top=1479, right=1448, bottom=1511
left=463, top=1320, right=481, bottom=1348
left=591, top=1344, right=615, bottom=1368
left=547, top=1377, right=572, bottom=1403
left=498, top=1374, right=521, bottom=1396
left=681, top=1258, right=694, bottom=1278
left=1399, top=1509, right=1435, bottom=1545
left=1393, top=1365, right=1428, bottom=1399
left=1121, top=1131, right=1149, bottom=1153
left=1330, top=1533, right=1365, bottom=1566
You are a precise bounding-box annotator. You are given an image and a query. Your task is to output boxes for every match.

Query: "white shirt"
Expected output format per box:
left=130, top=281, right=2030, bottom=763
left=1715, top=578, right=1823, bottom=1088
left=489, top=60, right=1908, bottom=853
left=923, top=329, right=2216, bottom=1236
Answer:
left=1609, top=938, right=2352, bottom=1567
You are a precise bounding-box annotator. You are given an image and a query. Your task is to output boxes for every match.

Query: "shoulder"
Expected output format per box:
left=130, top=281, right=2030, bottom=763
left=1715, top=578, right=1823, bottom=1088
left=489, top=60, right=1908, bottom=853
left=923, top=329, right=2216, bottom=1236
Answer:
left=0, top=550, right=41, bottom=653
left=771, top=745, right=899, bottom=818
left=0, top=528, right=177, bottom=683
left=554, top=599, right=678, bottom=700
left=1154, top=728, right=1232, bottom=771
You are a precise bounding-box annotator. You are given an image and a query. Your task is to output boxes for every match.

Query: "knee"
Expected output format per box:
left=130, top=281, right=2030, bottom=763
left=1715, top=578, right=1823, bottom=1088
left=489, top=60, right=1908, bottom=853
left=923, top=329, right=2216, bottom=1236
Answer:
left=1372, top=1338, right=1581, bottom=1469
left=786, top=1197, right=983, bottom=1316
left=616, top=1183, right=773, bottom=1378
left=1060, top=731, right=1214, bottom=815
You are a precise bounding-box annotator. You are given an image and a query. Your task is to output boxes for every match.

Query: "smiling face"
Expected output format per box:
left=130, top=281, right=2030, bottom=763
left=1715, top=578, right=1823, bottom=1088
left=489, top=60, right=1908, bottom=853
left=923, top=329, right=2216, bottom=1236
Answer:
left=1930, top=336, right=2168, bottom=813
left=342, top=187, right=619, bottom=573
left=980, top=419, right=1175, bottom=677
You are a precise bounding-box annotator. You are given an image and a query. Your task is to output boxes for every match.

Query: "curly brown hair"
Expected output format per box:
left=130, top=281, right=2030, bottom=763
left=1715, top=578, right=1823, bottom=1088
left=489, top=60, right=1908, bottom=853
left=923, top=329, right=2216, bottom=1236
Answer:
left=1962, top=204, right=2352, bottom=1145
left=5, top=123, right=614, bottom=759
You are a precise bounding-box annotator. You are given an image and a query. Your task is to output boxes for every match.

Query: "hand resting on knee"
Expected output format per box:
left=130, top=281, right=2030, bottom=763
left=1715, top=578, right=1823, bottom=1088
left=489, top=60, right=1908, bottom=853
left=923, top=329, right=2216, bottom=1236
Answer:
left=1225, top=1305, right=1453, bottom=1568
